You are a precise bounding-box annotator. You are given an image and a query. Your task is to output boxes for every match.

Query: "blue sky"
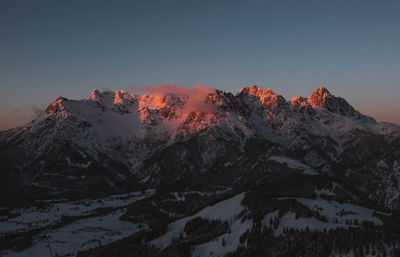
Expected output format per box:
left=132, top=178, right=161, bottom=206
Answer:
left=1, top=0, right=399, bottom=130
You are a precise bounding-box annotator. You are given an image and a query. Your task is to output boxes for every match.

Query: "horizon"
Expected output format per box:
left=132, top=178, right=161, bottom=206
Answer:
left=1, top=0, right=399, bottom=130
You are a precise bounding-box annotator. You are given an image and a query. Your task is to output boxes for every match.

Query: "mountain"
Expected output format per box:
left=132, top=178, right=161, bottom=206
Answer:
left=1, top=85, right=400, bottom=256
left=1, top=86, right=399, bottom=204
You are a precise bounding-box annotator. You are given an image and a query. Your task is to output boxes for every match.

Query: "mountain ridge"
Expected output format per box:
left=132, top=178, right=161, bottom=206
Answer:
left=2, top=85, right=400, bottom=256
left=1, top=85, right=400, bottom=210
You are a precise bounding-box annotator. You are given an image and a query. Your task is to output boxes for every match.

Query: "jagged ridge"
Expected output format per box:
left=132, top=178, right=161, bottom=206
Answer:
left=1, top=85, right=400, bottom=210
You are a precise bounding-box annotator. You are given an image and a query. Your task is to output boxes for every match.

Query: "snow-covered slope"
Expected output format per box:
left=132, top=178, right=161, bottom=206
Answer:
left=1, top=85, right=399, bottom=210
left=1, top=190, right=154, bottom=256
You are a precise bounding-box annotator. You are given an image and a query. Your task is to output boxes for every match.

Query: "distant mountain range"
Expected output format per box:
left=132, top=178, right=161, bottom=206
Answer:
left=1, top=85, right=400, bottom=256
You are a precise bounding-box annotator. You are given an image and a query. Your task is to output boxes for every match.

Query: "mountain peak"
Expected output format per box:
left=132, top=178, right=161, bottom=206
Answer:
left=89, top=89, right=102, bottom=101
left=238, top=85, right=277, bottom=97
left=249, top=84, right=262, bottom=95
left=291, top=95, right=308, bottom=109
left=45, top=96, right=68, bottom=115
left=312, top=86, right=331, bottom=97
left=308, top=86, right=333, bottom=108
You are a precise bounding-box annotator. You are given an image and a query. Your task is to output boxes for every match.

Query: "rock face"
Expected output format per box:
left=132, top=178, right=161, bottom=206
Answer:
left=1, top=85, right=400, bottom=209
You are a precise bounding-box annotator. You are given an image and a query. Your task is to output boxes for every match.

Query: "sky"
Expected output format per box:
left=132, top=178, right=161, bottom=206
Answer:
left=0, top=0, right=399, bottom=130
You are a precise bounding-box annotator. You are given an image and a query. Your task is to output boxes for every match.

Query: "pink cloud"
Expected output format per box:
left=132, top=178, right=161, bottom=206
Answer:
left=130, top=84, right=217, bottom=114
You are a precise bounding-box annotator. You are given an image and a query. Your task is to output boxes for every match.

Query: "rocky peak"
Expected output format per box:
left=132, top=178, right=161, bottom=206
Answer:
left=305, top=86, right=369, bottom=119
left=291, top=95, right=309, bottom=109
left=113, top=90, right=130, bottom=105
left=249, top=84, right=263, bottom=95
left=239, top=85, right=276, bottom=97
left=238, top=85, right=288, bottom=111
left=307, top=86, right=333, bottom=108
left=313, top=86, right=331, bottom=97
left=45, top=96, right=68, bottom=115
left=89, top=89, right=102, bottom=101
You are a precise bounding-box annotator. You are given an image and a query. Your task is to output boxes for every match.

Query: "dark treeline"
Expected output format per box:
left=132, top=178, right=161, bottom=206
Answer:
left=227, top=222, right=400, bottom=257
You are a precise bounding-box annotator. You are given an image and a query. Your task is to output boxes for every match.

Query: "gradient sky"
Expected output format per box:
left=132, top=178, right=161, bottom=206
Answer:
left=1, top=0, right=399, bottom=130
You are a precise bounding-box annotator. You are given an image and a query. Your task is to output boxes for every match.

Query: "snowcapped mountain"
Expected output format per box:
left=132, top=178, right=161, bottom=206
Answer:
left=2, top=85, right=400, bottom=257
left=0, top=85, right=399, bottom=208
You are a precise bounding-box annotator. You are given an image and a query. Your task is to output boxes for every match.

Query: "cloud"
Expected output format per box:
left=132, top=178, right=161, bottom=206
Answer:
left=130, top=84, right=217, bottom=114
left=131, top=84, right=214, bottom=97
left=32, top=106, right=44, bottom=117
